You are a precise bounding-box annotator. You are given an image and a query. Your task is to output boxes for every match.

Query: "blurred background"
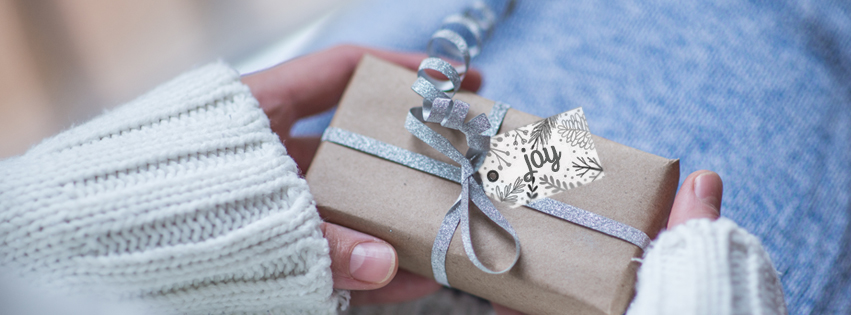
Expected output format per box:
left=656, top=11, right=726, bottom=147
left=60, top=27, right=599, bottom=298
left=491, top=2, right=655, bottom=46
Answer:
left=3, top=2, right=849, bottom=314
left=0, top=0, right=351, bottom=158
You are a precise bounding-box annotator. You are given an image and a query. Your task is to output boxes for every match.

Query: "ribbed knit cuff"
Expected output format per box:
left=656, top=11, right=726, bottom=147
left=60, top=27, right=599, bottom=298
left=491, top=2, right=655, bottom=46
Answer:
left=627, top=218, right=787, bottom=315
left=0, top=62, right=346, bottom=314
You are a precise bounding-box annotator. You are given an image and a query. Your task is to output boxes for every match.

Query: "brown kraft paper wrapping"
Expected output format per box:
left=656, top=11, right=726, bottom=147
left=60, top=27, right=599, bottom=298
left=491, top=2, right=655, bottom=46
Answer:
left=305, top=55, right=680, bottom=315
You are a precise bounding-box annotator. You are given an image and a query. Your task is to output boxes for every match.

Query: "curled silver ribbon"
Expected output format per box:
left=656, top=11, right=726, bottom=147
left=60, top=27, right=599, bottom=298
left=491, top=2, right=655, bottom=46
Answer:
left=405, top=98, right=520, bottom=286
left=417, top=0, right=506, bottom=95
left=322, top=0, right=651, bottom=288
left=441, top=14, right=484, bottom=58
left=409, top=1, right=523, bottom=285
left=407, top=0, right=650, bottom=286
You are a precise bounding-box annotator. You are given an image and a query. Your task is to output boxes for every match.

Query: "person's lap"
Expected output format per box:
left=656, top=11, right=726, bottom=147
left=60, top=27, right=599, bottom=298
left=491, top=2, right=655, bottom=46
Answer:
left=299, top=0, right=851, bottom=313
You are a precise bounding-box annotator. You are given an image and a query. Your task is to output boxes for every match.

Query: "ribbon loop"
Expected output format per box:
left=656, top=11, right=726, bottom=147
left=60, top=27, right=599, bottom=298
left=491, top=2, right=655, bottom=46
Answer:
left=412, top=76, right=448, bottom=107
left=408, top=109, right=469, bottom=165
left=463, top=179, right=522, bottom=274
left=441, top=14, right=484, bottom=58
left=442, top=98, right=469, bottom=130
left=426, top=29, right=471, bottom=81
left=427, top=97, right=491, bottom=169
left=418, top=57, right=463, bottom=96
left=423, top=97, right=451, bottom=123
left=405, top=95, right=521, bottom=286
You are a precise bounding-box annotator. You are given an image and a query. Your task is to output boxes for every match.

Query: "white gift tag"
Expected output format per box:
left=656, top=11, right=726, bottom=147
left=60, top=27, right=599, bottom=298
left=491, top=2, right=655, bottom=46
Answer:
left=478, top=107, right=604, bottom=207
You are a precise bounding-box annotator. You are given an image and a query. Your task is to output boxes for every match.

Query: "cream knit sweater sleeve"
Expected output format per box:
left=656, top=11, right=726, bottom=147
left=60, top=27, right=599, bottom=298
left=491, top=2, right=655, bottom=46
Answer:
left=628, top=218, right=788, bottom=315
left=0, top=62, right=347, bottom=314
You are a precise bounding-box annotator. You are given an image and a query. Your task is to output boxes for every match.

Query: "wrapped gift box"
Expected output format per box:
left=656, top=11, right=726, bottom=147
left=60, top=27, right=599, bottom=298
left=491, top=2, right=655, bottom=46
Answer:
left=305, top=55, right=679, bottom=315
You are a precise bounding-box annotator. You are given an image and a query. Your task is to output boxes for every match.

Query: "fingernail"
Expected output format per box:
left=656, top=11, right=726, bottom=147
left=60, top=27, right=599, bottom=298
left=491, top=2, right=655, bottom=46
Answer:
left=350, top=242, right=395, bottom=284
left=694, top=172, right=720, bottom=209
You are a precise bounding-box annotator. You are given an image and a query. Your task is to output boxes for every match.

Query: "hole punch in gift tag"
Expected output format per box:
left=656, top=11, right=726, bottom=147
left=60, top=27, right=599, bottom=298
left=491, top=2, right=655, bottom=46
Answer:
left=478, top=107, right=605, bottom=207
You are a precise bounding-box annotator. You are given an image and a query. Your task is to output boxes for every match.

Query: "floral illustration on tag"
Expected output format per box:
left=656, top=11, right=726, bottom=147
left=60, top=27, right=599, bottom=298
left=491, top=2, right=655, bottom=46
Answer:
left=478, top=107, right=604, bottom=207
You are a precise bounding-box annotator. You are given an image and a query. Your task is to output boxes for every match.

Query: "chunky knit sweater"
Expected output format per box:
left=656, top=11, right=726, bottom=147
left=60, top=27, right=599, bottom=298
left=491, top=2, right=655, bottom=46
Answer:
left=629, top=218, right=787, bottom=315
left=0, top=63, right=785, bottom=314
left=0, top=63, right=346, bottom=314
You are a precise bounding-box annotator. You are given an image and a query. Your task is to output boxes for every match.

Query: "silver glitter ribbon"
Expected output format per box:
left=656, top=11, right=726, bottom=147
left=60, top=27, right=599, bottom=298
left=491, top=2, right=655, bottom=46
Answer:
left=321, top=0, right=651, bottom=287
left=322, top=102, right=651, bottom=286
left=406, top=98, right=519, bottom=286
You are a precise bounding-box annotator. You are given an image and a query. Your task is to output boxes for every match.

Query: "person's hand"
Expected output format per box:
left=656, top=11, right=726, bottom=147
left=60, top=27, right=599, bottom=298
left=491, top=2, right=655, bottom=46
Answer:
left=665, top=170, right=723, bottom=228
left=491, top=170, right=724, bottom=315
left=241, top=45, right=482, bottom=305
left=241, top=44, right=482, bottom=172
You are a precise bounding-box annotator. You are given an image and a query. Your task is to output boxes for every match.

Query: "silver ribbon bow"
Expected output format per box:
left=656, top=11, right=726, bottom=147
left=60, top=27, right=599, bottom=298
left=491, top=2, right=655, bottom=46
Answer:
left=409, top=1, right=522, bottom=285
left=406, top=98, right=520, bottom=286
left=321, top=0, right=651, bottom=287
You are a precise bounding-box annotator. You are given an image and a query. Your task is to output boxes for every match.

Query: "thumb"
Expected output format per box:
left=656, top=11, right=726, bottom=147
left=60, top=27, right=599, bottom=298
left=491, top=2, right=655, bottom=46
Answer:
left=321, top=222, right=398, bottom=290
left=667, top=170, right=723, bottom=229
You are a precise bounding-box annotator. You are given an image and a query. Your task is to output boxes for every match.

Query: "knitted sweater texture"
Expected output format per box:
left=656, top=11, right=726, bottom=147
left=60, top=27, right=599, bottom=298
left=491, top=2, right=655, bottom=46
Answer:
left=0, top=62, right=785, bottom=314
left=0, top=62, right=346, bottom=314
left=628, top=218, right=787, bottom=315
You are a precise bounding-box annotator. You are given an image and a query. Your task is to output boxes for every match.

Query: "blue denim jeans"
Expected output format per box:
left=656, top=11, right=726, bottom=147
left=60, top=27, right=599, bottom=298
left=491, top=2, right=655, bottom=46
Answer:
left=298, top=1, right=851, bottom=313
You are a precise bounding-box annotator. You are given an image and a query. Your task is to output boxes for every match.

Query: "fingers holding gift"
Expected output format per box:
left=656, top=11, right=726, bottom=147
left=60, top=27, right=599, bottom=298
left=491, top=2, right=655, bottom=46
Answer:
left=241, top=44, right=482, bottom=139
left=321, top=222, right=398, bottom=290
left=667, top=170, right=723, bottom=229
